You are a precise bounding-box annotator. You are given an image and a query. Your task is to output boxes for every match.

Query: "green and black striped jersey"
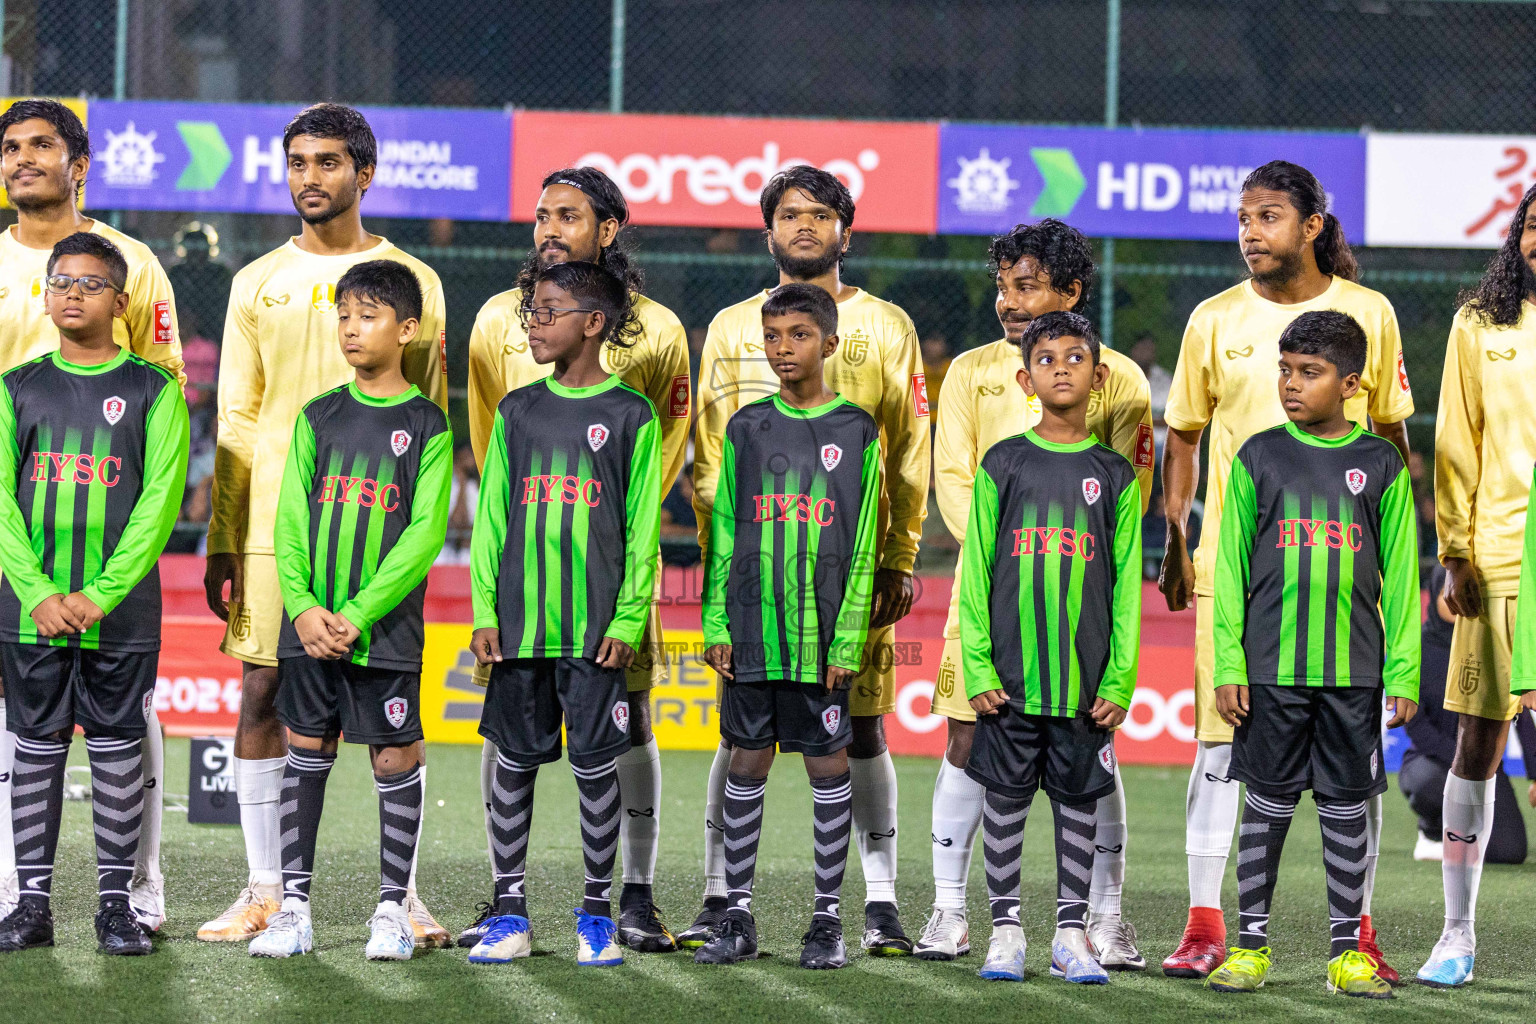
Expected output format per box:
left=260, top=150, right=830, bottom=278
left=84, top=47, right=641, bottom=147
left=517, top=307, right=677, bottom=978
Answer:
left=274, top=382, right=451, bottom=670
left=471, top=374, right=661, bottom=658
left=702, top=394, right=881, bottom=685
left=1213, top=421, right=1419, bottom=698
left=959, top=431, right=1142, bottom=715
left=0, top=349, right=188, bottom=651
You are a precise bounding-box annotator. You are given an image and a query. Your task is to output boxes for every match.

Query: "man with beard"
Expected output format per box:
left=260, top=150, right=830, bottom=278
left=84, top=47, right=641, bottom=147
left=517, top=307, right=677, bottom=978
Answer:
left=686, top=165, right=930, bottom=956
left=1159, top=160, right=1413, bottom=981
left=199, top=103, right=449, bottom=947
left=916, top=220, right=1153, bottom=967
left=0, top=98, right=184, bottom=932
left=462, top=166, right=690, bottom=953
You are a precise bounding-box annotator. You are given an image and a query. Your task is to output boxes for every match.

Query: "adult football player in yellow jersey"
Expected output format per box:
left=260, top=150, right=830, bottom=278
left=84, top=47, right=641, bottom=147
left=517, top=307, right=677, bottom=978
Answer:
left=462, top=166, right=689, bottom=953
left=915, top=220, right=1154, bottom=967
left=1417, top=185, right=1536, bottom=988
left=199, top=104, right=448, bottom=947
left=0, top=99, right=185, bottom=932
left=685, top=166, right=930, bottom=954
left=1159, top=161, right=1413, bottom=980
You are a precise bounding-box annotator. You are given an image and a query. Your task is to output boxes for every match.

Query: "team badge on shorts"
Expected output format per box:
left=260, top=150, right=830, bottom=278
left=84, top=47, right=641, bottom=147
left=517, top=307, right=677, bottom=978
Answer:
left=391, top=429, right=412, bottom=456
left=1082, top=477, right=1102, bottom=505
left=821, top=443, right=843, bottom=471
left=822, top=706, right=842, bottom=735
left=1098, top=745, right=1115, bottom=774
left=1345, top=468, right=1367, bottom=495
left=587, top=423, right=610, bottom=452
left=1370, top=749, right=1379, bottom=779
left=143, top=691, right=154, bottom=722
left=612, top=701, right=630, bottom=733
left=103, top=396, right=126, bottom=425
left=383, top=697, right=409, bottom=729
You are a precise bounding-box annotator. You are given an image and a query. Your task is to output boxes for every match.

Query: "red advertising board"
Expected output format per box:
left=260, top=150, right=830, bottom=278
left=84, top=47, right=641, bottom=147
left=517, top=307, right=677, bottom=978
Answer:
left=511, top=110, right=939, bottom=233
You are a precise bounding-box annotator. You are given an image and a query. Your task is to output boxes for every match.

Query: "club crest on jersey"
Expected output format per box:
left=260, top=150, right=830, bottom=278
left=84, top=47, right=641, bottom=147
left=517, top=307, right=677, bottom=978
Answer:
left=383, top=697, right=408, bottom=729
left=822, top=705, right=842, bottom=735
left=312, top=283, right=336, bottom=313
left=587, top=423, right=610, bottom=452
left=1098, top=745, right=1116, bottom=774
left=821, top=443, right=843, bottom=471
left=103, top=396, right=126, bottom=426
left=391, top=430, right=412, bottom=456
left=841, top=329, right=869, bottom=365
left=612, top=701, right=630, bottom=733
left=1345, top=468, right=1367, bottom=495
left=1082, top=477, right=1102, bottom=505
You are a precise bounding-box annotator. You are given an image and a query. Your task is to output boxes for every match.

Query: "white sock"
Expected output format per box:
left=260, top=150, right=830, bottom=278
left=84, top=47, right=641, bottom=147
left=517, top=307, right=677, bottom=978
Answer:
left=235, top=755, right=286, bottom=890
left=1442, top=773, right=1495, bottom=932
left=703, top=743, right=730, bottom=898
left=1185, top=740, right=1239, bottom=910
left=851, top=749, right=899, bottom=905
left=1090, top=768, right=1128, bottom=919
left=1362, top=791, right=1383, bottom=917
left=406, top=764, right=425, bottom=899
left=479, top=739, right=497, bottom=870
left=930, top=757, right=984, bottom=910
left=0, top=698, right=14, bottom=883
left=133, top=705, right=165, bottom=885
left=616, top=738, right=661, bottom=886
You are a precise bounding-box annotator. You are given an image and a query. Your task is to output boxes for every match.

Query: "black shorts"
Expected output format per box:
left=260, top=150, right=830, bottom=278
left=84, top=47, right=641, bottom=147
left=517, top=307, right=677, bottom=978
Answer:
left=479, top=657, right=630, bottom=768
left=276, top=657, right=423, bottom=745
left=0, top=643, right=158, bottom=739
left=721, top=679, right=852, bottom=757
left=965, top=704, right=1117, bottom=804
left=1231, top=685, right=1387, bottom=801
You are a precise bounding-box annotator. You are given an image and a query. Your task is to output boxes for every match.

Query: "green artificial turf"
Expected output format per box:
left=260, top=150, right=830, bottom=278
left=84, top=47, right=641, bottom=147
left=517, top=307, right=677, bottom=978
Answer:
left=0, top=742, right=1531, bottom=1023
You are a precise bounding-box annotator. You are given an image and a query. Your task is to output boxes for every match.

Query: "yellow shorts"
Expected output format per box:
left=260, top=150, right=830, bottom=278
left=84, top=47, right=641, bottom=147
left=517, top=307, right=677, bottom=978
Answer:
left=1443, top=596, right=1522, bottom=722
left=219, top=553, right=281, bottom=667
left=1193, top=595, right=1232, bottom=744
left=849, top=623, right=897, bottom=717
left=930, top=636, right=974, bottom=723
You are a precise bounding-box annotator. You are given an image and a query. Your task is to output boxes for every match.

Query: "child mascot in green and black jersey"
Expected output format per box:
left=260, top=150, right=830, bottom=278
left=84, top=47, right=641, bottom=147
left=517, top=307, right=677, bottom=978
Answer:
left=959, top=310, right=1141, bottom=986
left=468, top=261, right=662, bottom=968
left=0, top=233, right=188, bottom=956
left=695, top=282, right=880, bottom=969
left=258, top=260, right=451, bottom=961
left=1204, top=309, right=1419, bottom=999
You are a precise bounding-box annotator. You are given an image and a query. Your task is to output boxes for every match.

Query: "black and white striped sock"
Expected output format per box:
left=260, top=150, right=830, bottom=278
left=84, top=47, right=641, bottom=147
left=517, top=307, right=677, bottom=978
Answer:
left=810, top=771, right=852, bottom=923
left=1052, top=799, right=1096, bottom=930
left=279, top=748, right=335, bottom=904
left=85, top=735, right=144, bottom=908
left=572, top=760, right=621, bottom=919
left=1317, top=798, right=1369, bottom=957
left=11, top=736, right=69, bottom=912
left=490, top=751, right=537, bottom=917
left=1236, top=790, right=1299, bottom=949
left=722, top=772, right=767, bottom=920
left=983, top=789, right=1032, bottom=928
left=375, top=764, right=423, bottom=906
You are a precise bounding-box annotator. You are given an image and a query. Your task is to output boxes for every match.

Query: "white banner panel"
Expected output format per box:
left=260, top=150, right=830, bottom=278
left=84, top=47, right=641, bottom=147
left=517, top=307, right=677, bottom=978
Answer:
left=1366, top=133, right=1536, bottom=248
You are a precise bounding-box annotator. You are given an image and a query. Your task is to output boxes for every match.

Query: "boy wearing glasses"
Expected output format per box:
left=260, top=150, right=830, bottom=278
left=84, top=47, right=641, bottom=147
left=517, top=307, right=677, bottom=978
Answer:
left=0, top=233, right=189, bottom=955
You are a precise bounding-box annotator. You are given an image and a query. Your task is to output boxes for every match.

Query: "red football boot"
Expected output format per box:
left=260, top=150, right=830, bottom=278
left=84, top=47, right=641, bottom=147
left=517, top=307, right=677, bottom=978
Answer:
left=1161, top=907, right=1227, bottom=979
left=1357, top=914, right=1400, bottom=986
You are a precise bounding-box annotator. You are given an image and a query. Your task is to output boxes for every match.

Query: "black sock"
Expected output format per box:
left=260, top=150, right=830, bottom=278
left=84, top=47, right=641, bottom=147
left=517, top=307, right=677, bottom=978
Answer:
left=11, top=736, right=69, bottom=913
left=983, top=789, right=1032, bottom=928
left=810, top=771, right=852, bottom=924
left=722, top=772, right=767, bottom=920
left=620, top=883, right=653, bottom=911
left=490, top=751, right=537, bottom=917
left=1052, top=798, right=1096, bottom=930
left=1236, top=790, right=1298, bottom=949
left=1316, top=797, right=1369, bottom=957
left=375, top=764, right=423, bottom=906
left=279, top=748, right=335, bottom=904
left=573, top=760, right=621, bottom=919
left=85, top=735, right=144, bottom=908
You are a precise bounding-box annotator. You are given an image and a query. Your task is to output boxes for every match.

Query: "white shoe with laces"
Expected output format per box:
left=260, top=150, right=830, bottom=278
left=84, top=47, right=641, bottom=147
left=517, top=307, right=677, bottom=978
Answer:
left=130, top=874, right=166, bottom=933
left=366, top=901, right=415, bottom=961
left=0, top=871, right=18, bottom=921
left=248, top=897, right=315, bottom=958
left=1086, top=914, right=1145, bottom=970
left=979, top=924, right=1026, bottom=981
left=914, top=906, right=970, bottom=961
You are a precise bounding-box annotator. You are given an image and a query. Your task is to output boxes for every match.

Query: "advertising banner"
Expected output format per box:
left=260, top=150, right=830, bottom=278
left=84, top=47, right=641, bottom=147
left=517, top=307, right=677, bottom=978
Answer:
left=84, top=100, right=511, bottom=221
left=1366, top=133, right=1536, bottom=248
left=511, top=110, right=939, bottom=233
left=937, top=122, right=1366, bottom=241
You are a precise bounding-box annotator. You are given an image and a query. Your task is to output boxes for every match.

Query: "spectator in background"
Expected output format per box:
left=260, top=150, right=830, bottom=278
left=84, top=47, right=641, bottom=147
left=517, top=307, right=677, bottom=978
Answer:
left=1129, top=332, right=1173, bottom=421
left=180, top=307, right=220, bottom=406
left=165, top=221, right=231, bottom=343
left=179, top=305, right=221, bottom=529
left=438, top=442, right=479, bottom=564
left=920, top=331, right=952, bottom=424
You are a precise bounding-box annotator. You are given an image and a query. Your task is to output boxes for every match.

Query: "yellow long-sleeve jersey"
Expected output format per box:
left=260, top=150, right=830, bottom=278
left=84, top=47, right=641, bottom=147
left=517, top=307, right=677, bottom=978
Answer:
left=1435, top=302, right=1536, bottom=596
left=208, top=238, right=447, bottom=556
left=935, top=339, right=1154, bottom=639
left=1165, top=277, right=1414, bottom=595
left=0, top=221, right=185, bottom=383
left=693, top=287, right=931, bottom=573
left=465, top=287, right=691, bottom=492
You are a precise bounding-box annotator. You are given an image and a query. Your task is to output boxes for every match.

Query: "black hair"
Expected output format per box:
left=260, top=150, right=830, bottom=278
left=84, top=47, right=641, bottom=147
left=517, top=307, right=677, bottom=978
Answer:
left=759, top=165, right=856, bottom=233
left=1018, top=310, right=1100, bottom=365
left=523, top=260, right=642, bottom=348
left=517, top=166, right=644, bottom=297
left=1241, top=160, right=1358, bottom=283
left=986, top=219, right=1096, bottom=312
left=47, top=231, right=128, bottom=290
left=1459, top=182, right=1536, bottom=328
left=335, top=259, right=423, bottom=323
left=0, top=99, right=90, bottom=200
left=1277, top=309, right=1367, bottom=379
left=762, top=282, right=838, bottom=340
left=283, top=103, right=377, bottom=174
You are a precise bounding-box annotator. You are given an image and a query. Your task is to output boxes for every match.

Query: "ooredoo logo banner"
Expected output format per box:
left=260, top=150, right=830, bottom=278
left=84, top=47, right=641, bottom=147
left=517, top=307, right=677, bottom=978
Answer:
left=511, top=110, right=938, bottom=233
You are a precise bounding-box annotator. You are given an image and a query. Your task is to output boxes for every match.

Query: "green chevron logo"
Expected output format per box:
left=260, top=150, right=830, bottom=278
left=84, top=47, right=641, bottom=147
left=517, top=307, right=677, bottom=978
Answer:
left=175, top=121, right=232, bottom=191
left=1028, top=147, right=1086, bottom=218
